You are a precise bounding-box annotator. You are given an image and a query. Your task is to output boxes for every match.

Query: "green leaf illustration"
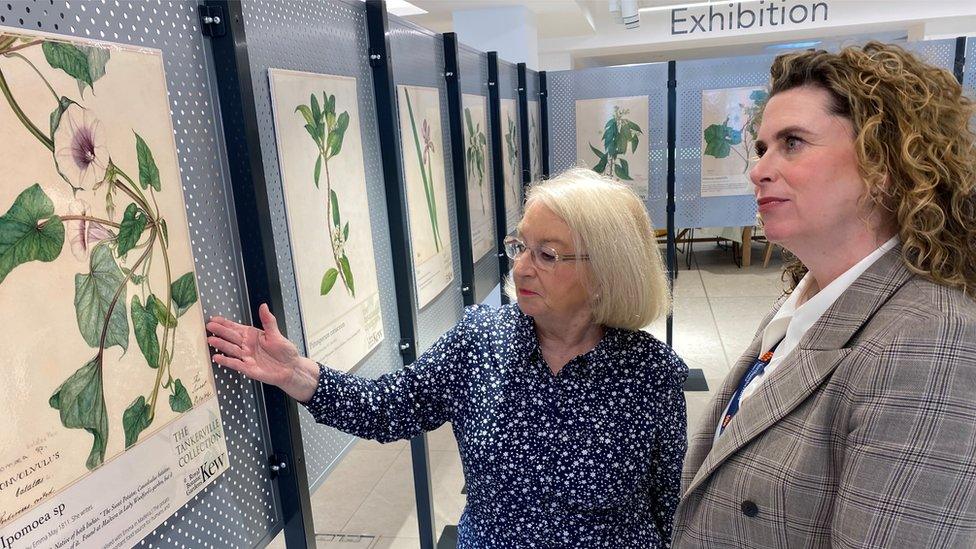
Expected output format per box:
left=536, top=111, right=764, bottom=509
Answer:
left=615, top=157, right=632, bottom=180
left=49, top=96, right=79, bottom=138
left=313, top=155, right=322, bottom=188
left=339, top=255, right=355, bottom=297
left=169, top=379, right=192, bottom=413
left=116, top=203, right=147, bottom=257
left=171, top=272, right=198, bottom=317
left=84, top=46, right=110, bottom=86
left=310, top=93, right=322, bottom=126
left=0, top=184, right=65, bottom=284
left=74, top=243, right=128, bottom=350
left=703, top=122, right=738, bottom=158
left=42, top=42, right=93, bottom=89
left=327, top=112, right=349, bottom=158
left=343, top=221, right=349, bottom=242
left=330, top=189, right=340, bottom=227
left=149, top=294, right=177, bottom=329
left=320, top=268, right=339, bottom=295
left=602, top=117, right=618, bottom=153
left=589, top=143, right=608, bottom=174
left=131, top=295, right=159, bottom=368
left=295, top=104, right=315, bottom=126
left=160, top=218, right=169, bottom=247
left=122, top=396, right=151, bottom=448
left=135, top=133, right=161, bottom=192
left=49, top=356, right=108, bottom=470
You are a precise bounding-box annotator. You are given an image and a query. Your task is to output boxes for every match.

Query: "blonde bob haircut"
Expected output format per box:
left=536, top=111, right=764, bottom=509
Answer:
left=506, top=168, right=671, bottom=331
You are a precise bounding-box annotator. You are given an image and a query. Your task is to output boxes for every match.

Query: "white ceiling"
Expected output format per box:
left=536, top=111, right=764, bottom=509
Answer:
left=404, top=0, right=598, bottom=39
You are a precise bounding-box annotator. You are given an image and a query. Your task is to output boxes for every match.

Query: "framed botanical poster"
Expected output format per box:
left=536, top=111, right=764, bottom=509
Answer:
left=575, top=95, right=649, bottom=198
left=461, top=93, right=495, bottom=262
left=528, top=99, right=542, bottom=182
left=500, top=98, right=522, bottom=234
left=396, top=84, right=455, bottom=308
left=0, top=28, right=227, bottom=547
left=269, top=69, right=384, bottom=372
left=700, top=86, right=768, bottom=197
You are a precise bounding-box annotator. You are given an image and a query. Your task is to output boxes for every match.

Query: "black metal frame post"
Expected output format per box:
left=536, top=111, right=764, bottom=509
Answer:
left=487, top=52, right=510, bottom=303
left=444, top=33, right=476, bottom=306
left=364, top=2, right=436, bottom=548
left=666, top=61, right=677, bottom=347
left=954, top=36, right=966, bottom=84
left=516, top=63, right=532, bottom=187
left=539, top=71, right=551, bottom=179
left=201, top=1, right=314, bottom=547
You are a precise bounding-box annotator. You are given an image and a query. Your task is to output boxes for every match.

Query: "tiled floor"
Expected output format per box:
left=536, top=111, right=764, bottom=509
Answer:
left=269, top=243, right=786, bottom=549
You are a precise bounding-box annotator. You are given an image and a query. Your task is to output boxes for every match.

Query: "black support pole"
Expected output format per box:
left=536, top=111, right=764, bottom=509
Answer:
left=539, top=70, right=550, bottom=179
left=488, top=52, right=510, bottom=303
left=201, top=1, right=314, bottom=547
left=517, top=63, right=531, bottom=187
left=666, top=60, right=677, bottom=348
left=444, top=33, right=475, bottom=306
left=363, top=3, right=435, bottom=548
left=954, top=36, right=966, bottom=84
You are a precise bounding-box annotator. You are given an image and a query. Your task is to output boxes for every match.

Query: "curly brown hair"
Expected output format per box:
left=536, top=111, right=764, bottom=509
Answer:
left=762, top=42, right=976, bottom=297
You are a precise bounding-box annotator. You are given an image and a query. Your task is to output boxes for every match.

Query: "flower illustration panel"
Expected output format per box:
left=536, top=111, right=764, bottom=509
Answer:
left=575, top=95, right=649, bottom=198
left=269, top=69, right=384, bottom=372
left=700, top=86, right=768, bottom=197
left=528, top=99, right=542, bottom=182
left=500, top=98, right=522, bottom=235
left=396, top=85, right=455, bottom=308
left=461, top=93, right=495, bottom=262
left=0, top=28, right=226, bottom=543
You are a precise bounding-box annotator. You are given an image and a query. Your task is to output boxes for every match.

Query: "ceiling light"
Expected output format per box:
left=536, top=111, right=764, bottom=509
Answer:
left=386, top=0, right=427, bottom=17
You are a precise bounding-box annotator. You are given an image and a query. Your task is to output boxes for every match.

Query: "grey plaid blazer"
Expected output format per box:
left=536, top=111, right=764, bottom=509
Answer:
left=673, top=246, right=976, bottom=548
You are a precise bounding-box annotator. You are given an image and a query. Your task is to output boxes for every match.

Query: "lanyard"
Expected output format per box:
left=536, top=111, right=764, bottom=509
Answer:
left=719, top=341, right=781, bottom=436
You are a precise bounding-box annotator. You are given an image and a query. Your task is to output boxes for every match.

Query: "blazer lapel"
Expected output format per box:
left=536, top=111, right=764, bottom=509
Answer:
left=683, top=246, right=914, bottom=497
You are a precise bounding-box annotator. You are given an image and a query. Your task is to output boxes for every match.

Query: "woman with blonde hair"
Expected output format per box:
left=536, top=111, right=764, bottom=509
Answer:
left=674, top=42, right=976, bottom=547
left=207, top=168, right=688, bottom=548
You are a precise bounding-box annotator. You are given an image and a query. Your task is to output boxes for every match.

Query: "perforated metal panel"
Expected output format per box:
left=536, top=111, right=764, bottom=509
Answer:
left=546, top=64, right=669, bottom=228
left=902, top=38, right=956, bottom=71
left=387, top=16, right=465, bottom=353
left=237, top=0, right=404, bottom=493
left=675, top=53, right=775, bottom=228
left=459, top=43, right=501, bottom=305
left=0, top=1, right=280, bottom=547
left=966, top=38, right=976, bottom=99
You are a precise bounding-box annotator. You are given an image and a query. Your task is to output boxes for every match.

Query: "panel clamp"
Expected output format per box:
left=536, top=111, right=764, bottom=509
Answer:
left=198, top=5, right=226, bottom=38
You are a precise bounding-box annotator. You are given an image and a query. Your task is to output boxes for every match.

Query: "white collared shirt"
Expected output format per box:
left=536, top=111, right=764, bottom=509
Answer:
left=714, top=236, right=899, bottom=443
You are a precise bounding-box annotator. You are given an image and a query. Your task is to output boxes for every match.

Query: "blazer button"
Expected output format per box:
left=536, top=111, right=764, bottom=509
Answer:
left=741, top=500, right=759, bottom=517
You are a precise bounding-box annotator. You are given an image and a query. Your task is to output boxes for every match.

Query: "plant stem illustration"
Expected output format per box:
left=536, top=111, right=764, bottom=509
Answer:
left=529, top=111, right=540, bottom=180
left=588, top=105, right=642, bottom=182
left=0, top=35, right=198, bottom=470
left=295, top=92, right=355, bottom=297
left=703, top=89, right=768, bottom=173
left=464, top=106, right=488, bottom=214
left=504, top=112, right=520, bottom=207
left=404, top=88, right=442, bottom=252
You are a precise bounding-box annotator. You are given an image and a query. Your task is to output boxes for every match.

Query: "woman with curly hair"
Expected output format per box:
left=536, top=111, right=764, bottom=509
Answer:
left=674, top=42, right=976, bottom=548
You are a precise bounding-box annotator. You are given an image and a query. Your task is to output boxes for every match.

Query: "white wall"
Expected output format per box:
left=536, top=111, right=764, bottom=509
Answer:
left=452, top=6, right=539, bottom=69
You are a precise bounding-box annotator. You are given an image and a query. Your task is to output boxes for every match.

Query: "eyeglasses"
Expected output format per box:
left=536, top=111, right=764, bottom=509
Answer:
left=503, top=236, right=589, bottom=272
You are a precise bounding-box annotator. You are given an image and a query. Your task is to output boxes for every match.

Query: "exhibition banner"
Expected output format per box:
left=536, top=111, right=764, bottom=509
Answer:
left=0, top=28, right=227, bottom=548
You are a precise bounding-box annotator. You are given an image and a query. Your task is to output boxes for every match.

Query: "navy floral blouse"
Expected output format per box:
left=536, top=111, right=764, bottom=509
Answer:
left=302, top=304, right=688, bottom=548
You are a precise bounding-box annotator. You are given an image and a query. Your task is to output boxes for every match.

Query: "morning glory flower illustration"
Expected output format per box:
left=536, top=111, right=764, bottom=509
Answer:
left=54, top=105, right=109, bottom=190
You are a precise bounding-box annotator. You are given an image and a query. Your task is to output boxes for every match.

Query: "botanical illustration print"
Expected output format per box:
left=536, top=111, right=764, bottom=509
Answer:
left=575, top=96, right=649, bottom=198
left=700, top=86, right=768, bottom=197
left=528, top=100, right=541, bottom=182
left=500, top=98, right=521, bottom=234
left=396, top=85, right=454, bottom=308
left=0, top=30, right=219, bottom=525
left=269, top=69, right=383, bottom=370
left=462, top=94, right=494, bottom=261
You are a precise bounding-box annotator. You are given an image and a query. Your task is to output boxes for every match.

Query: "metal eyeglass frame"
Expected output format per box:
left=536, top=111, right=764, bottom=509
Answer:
left=503, top=236, right=590, bottom=271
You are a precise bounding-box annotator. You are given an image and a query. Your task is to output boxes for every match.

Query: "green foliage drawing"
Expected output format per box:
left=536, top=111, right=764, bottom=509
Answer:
left=529, top=112, right=540, bottom=179
left=0, top=35, right=200, bottom=468
left=404, top=88, right=442, bottom=252
left=504, top=112, right=520, bottom=206
left=464, top=107, right=488, bottom=214
left=295, top=91, right=356, bottom=297
left=702, top=89, right=769, bottom=173
left=588, top=105, right=642, bottom=182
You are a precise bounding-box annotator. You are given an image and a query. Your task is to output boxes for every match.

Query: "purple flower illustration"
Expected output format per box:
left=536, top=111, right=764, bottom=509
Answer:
left=54, top=105, right=109, bottom=190
left=67, top=199, right=113, bottom=260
